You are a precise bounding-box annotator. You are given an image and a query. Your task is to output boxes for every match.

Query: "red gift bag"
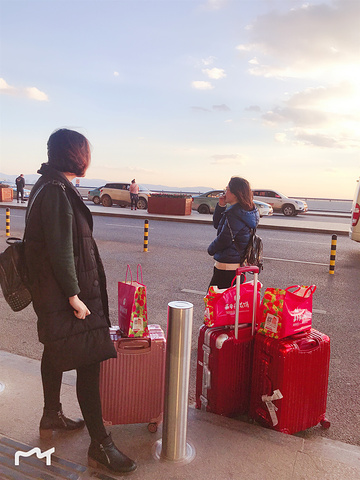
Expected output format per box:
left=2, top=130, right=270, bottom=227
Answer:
left=204, top=279, right=262, bottom=328
left=118, top=265, right=149, bottom=337
left=258, top=285, right=316, bottom=339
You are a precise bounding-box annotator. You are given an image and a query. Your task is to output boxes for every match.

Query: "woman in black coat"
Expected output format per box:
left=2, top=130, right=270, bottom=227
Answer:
left=25, top=128, right=136, bottom=474
left=208, top=176, right=259, bottom=289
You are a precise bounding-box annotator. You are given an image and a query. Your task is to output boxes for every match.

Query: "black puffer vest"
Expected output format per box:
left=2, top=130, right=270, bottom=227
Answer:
left=25, top=165, right=116, bottom=371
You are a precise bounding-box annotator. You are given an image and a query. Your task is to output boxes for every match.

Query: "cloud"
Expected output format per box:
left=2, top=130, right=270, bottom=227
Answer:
left=113, top=71, right=119, bottom=77
left=192, top=81, right=214, bottom=90
left=213, top=104, right=231, bottom=112
left=0, top=78, right=49, bottom=101
left=201, top=56, right=216, bottom=66
left=202, top=0, right=228, bottom=11
left=202, top=67, right=226, bottom=79
left=262, top=81, right=360, bottom=148
left=237, top=1, right=360, bottom=79
left=245, top=105, right=261, bottom=112
left=191, top=106, right=212, bottom=113
left=210, top=154, right=247, bottom=165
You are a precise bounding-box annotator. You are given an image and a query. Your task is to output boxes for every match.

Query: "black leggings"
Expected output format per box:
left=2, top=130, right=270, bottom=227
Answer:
left=41, top=348, right=107, bottom=442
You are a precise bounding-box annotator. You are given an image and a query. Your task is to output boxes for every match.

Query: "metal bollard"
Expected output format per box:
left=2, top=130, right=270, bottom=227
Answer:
left=143, top=219, right=149, bottom=252
left=6, top=208, right=10, bottom=236
left=329, top=234, right=337, bottom=275
left=153, top=301, right=195, bottom=464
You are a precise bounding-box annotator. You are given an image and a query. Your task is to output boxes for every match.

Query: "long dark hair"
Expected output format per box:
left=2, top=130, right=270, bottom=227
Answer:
left=47, top=128, right=91, bottom=176
left=228, top=176, right=254, bottom=211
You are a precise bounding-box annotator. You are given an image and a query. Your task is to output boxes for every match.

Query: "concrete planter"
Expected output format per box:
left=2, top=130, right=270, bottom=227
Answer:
left=0, top=188, right=13, bottom=202
left=147, top=196, right=192, bottom=215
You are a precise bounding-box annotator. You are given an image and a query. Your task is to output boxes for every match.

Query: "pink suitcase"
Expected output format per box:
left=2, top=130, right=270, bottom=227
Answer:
left=249, top=328, right=331, bottom=434
left=99, top=324, right=166, bottom=432
left=196, top=266, right=259, bottom=417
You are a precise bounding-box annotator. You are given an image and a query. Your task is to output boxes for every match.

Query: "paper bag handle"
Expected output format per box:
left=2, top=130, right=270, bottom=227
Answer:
left=137, top=264, right=143, bottom=283
left=125, top=264, right=133, bottom=283
left=285, top=285, right=316, bottom=297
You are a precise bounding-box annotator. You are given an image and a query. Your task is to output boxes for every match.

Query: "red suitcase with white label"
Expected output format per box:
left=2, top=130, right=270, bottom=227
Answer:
left=196, top=266, right=259, bottom=417
left=99, top=324, right=166, bottom=432
left=249, top=329, right=330, bottom=434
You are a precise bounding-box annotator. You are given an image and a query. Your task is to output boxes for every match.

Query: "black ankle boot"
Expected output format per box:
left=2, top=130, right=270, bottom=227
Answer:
left=88, top=434, right=137, bottom=474
left=39, top=404, right=85, bottom=439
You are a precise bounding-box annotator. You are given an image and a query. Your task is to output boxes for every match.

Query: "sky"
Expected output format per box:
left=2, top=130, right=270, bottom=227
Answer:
left=0, top=0, right=359, bottom=199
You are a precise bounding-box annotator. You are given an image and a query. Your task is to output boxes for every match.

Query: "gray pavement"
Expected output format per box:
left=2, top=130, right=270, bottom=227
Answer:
left=0, top=201, right=358, bottom=480
left=1, top=350, right=360, bottom=480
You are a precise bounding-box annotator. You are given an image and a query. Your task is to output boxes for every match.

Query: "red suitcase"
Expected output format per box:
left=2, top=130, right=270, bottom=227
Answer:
left=249, top=328, right=331, bottom=434
left=99, top=324, right=166, bottom=432
left=196, top=266, right=259, bottom=417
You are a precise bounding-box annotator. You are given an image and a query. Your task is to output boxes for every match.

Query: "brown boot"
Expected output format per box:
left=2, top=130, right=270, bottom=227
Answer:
left=39, top=404, right=85, bottom=439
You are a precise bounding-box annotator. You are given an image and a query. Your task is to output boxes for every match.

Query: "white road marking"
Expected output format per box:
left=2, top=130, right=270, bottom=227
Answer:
left=181, top=289, right=207, bottom=295
left=105, top=223, right=153, bottom=229
left=266, top=238, right=329, bottom=246
left=263, top=256, right=328, bottom=266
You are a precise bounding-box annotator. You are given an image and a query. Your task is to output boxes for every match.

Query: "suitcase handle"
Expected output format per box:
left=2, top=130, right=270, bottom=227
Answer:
left=235, top=268, right=259, bottom=339
left=117, top=338, right=150, bottom=351
left=236, top=266, right=260, bottom=275
left=290, top=332, right=320, bottom=351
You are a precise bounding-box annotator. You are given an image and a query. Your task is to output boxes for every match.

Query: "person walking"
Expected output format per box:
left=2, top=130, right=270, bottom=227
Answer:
left=24, top=128, right=137, bottom=475
left=15, top=174, right=25, bottom=203
left=208, top=176, right=259, bottom=289
left=129, top=179, right=139, bottom=210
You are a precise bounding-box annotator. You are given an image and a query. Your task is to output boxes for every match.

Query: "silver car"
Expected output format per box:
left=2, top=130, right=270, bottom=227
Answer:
left=192, top=190, right=273, bottom=217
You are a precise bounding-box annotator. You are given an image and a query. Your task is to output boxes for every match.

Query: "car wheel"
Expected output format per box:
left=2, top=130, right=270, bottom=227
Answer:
left=137, top=197, right=148, bottom=210
left=101, top=195, right=113, bottom=207
left=198, top=204, right=210, bottom=214
left=282, top=204, right=295, bottom=216
left=92, top=196, right=100, bottom=205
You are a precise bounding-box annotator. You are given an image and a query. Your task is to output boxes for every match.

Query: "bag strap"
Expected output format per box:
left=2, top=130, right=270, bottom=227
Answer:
left=285, top=285, right=316, bottom=297
left=125, top=264, right=133, bottom=283
left=137, top=264, right=143, bottom=283
left=226, top=217, right=253, bottom=263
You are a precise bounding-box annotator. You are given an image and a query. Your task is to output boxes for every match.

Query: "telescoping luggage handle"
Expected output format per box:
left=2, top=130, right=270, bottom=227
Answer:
left=235, top=266, right=259, bottom=339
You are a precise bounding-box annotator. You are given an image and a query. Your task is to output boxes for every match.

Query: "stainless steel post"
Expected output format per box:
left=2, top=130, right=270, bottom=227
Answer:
left=153, top=301, right=195, bottom=464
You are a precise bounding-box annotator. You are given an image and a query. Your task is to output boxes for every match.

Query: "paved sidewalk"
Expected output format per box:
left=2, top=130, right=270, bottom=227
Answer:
left=1, top=350, right=360, bottom=480
left=0, top=201, right=350, bottom=235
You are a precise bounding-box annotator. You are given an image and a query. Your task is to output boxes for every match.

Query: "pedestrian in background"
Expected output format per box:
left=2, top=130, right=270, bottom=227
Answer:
left=129, top=178, right=139, bottom=210
left=15, top=173, right=25, bottom=203
left=207, top=176, right=259, bottom=289
left=24, top=128, right=137, bottom=475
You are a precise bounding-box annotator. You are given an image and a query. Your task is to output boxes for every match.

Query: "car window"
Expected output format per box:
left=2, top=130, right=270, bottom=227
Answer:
left=207, top=191, right=223, bottom=198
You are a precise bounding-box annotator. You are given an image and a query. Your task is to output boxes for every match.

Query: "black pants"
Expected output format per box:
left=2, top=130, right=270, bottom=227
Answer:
left=41, top=348, right=107, bottom=442
left=17, top=189, right=24, bottom=202
left=209, top=266, right=244, bottom=290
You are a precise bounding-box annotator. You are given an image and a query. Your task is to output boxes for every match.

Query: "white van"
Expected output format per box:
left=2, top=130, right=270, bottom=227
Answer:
left=350, top=178, right=360, bottom=242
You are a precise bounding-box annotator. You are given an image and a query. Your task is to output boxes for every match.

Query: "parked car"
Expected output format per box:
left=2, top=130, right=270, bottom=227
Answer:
left=88, top=186, right=103, bottom=204
left=350, top=177, right=360, bottom=242
left=100, top=183, right=150, bottom=209
left=252, top=189, right=308, bottom=216
left=191, top=190, right=273, bottom=217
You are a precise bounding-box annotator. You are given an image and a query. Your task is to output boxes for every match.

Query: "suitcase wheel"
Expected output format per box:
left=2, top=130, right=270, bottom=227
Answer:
left=320, top=418, right=331, bottom=429
left=148, top=422, right=158, bottom=433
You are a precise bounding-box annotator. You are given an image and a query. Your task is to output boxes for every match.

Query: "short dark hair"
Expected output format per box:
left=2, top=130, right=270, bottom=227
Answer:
left=47, top=128, right=91, bottom=176
left=228, top=176, right=254, bottom=211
